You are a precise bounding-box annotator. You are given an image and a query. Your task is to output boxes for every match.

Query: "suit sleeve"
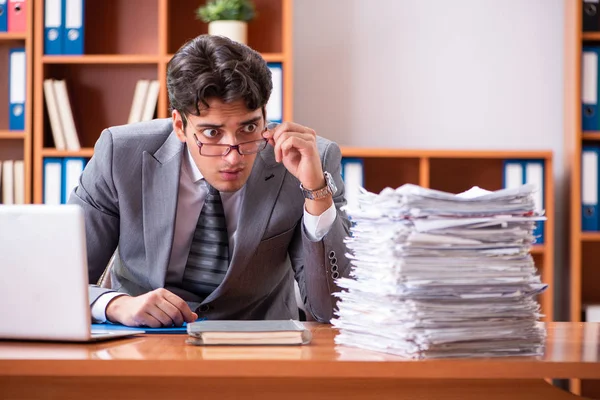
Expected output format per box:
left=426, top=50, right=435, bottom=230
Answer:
left=67, top=129, right=120, bottom=306
left=290, top=142, right=351, bottom=323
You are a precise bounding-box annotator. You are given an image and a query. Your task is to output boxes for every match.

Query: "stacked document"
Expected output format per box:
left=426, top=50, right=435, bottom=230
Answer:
left=332, top=184, right=548, bottom=359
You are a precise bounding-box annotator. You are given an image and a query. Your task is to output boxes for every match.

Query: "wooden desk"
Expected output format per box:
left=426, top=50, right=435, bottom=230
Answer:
left=0, top=322, right=599, bottom=399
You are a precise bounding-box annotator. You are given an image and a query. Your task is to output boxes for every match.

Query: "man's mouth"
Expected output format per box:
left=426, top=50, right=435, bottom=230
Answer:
left=219, top=168, right=243, bottom=181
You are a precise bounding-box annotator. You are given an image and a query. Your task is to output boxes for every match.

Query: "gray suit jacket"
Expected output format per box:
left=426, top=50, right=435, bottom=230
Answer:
left=69, top=118, right=351, bottom=322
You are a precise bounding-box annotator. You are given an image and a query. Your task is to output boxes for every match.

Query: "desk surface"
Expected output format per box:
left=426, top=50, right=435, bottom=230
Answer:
left=1, top=322, right=599, bottom=380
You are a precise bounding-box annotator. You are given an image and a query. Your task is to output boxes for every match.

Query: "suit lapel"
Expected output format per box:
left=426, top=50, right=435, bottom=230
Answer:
left=203, top=145, right=285, bottom=303
left=142, top=132, right=183, bottom=289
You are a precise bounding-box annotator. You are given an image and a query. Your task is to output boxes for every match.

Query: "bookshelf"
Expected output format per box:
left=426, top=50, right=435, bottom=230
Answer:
left=340, top=148, right=555, bottom=323
left=565, top=1, right=600, bottom=397
left=32, top=0, right=294, bottom=203
left=0, top=5, right=33, bottom=203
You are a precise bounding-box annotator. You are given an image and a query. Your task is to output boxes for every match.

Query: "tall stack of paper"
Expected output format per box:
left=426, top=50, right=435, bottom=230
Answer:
left=332, top=184, right=548, bottom=359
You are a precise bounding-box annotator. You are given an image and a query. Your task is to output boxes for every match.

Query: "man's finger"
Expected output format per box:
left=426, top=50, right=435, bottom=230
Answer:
left=157, top=298, right=185, bottom=326
left=147, top=304, right=176, bottom=327
left=263, top=130, right=276, bottom=148
left=163, top=291, right=198, bottom=322
left=272, top=122, right=312, bottom=142
left=273, top=132, right=314, bottom=162
left=278, top=134, right=314, bottom=156
left=133, top=312, right=163, bottom=328
left=274, top=131, right=315, bottom=146
left=280, top=136, right=307, bottom=158
left=263, top=121, right=279, bottom=140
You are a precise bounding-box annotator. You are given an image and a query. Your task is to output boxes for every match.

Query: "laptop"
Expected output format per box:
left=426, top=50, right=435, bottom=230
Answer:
left=0, top=204, right=142, bottom=342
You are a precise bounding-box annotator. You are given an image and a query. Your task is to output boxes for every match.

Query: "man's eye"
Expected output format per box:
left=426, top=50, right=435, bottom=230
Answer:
left=202, top=129, right=219, bottom=138
left=242, top=124, right=257, bottom=133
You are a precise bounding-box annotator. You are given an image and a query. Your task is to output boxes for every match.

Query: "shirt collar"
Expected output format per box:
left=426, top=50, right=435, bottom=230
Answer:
left=184, top=144, right=204, bottom=183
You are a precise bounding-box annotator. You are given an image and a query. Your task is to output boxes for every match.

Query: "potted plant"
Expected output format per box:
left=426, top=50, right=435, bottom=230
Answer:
left=196, top=0, right=256, bottom=45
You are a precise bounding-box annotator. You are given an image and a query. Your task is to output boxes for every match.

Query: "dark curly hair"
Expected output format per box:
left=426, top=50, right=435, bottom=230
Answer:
left=167, top=35, right=272, bottom=128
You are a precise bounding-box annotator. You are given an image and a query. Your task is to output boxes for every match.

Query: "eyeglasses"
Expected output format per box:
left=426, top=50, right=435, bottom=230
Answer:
left=193, top=134, right=269, bottom=157
left=183, top=112, right=278, bottom=157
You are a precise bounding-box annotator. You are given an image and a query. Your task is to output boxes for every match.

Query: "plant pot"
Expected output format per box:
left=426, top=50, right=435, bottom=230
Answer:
left=208, top=20, right=248, bottom=44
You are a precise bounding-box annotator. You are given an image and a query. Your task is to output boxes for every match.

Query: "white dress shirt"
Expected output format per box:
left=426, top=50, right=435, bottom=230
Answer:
left=92, top=146, right=337, bottom=322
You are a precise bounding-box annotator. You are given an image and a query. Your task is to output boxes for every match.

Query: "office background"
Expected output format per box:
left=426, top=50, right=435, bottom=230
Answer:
left=0, top=0, right=571, bottom=319
left=294, top=0, right=567, bottom=320
left=3, top=1, right=600, bottom=396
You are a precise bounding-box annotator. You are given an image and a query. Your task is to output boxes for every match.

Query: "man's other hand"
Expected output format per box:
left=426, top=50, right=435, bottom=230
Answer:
left=105, top=288, right=198, bottom=327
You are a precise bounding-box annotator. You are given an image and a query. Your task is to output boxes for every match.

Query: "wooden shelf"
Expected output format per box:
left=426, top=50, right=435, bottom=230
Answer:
left=340, top=147, right=552, bottom=159
left=531, top=245, right=545, bottom=255
left=33, top=0, right=295, bottom=204
left=581, top=232, right=600, bottom=242
left=582, top=132, right=600, bottom=140
left=568, top=4, right=600, bottom=397
left=583, top=32, right=600, bottom=40
left=40, top=148, right=95, bottom=158
left=0, top=131, right=25, bottom=139
left=261, top=53, right=286, bottom=62
left=42, top=55, right=161, bottom=64
left=0, top=32, right=27, bottom=41
left=164, top=52, right=285, bottom=64
left=0, top=2, right=32, bottom=203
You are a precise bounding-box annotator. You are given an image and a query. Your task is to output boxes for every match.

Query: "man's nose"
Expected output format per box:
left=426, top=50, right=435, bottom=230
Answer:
left=223, top=145, right=244, bottom=162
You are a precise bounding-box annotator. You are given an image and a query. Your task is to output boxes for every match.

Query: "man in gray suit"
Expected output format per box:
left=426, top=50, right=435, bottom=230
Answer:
left=69, top=35, right=350, bottom=327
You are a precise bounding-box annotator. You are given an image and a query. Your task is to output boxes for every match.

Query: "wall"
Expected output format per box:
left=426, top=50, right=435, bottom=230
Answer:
left=293, top=0, right=567, bottom=319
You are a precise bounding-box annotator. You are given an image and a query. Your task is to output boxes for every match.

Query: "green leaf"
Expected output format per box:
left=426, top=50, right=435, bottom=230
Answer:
left=196, top=0, right=256, bottom=23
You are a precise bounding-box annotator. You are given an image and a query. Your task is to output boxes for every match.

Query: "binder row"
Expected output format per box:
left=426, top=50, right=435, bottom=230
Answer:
left=43, top=157, right=87, bottom=204
left=581, top=145, right=600, bottom=231
left=0, top=0, right=27, bottom=33
left=44, top=0, right=84, bottom=55
left=0, top=160, right=25, bottom=204
left=8, top=48, right=25, bottom=131
left=502, top=160, right=545, bottom=244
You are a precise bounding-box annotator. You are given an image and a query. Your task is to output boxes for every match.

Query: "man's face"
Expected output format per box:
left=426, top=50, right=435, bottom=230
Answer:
left=173, top=98, right=265, bottom=192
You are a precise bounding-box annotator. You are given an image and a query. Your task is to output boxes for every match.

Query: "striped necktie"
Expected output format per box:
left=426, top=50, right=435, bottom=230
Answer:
left=182, top=182, right=229, bottom=298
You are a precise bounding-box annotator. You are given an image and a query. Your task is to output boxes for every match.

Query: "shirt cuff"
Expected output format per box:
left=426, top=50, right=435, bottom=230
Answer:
left=303, top=202, right=337, bottom=241
left=91, top=292, right=128, bottom=323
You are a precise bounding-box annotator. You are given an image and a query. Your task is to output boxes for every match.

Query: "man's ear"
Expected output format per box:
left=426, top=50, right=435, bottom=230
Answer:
left=172, top=110, right=186, bottom=143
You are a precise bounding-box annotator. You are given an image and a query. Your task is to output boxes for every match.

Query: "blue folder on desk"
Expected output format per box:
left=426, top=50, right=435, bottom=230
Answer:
left=92, top=322, right=197, bottom=334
